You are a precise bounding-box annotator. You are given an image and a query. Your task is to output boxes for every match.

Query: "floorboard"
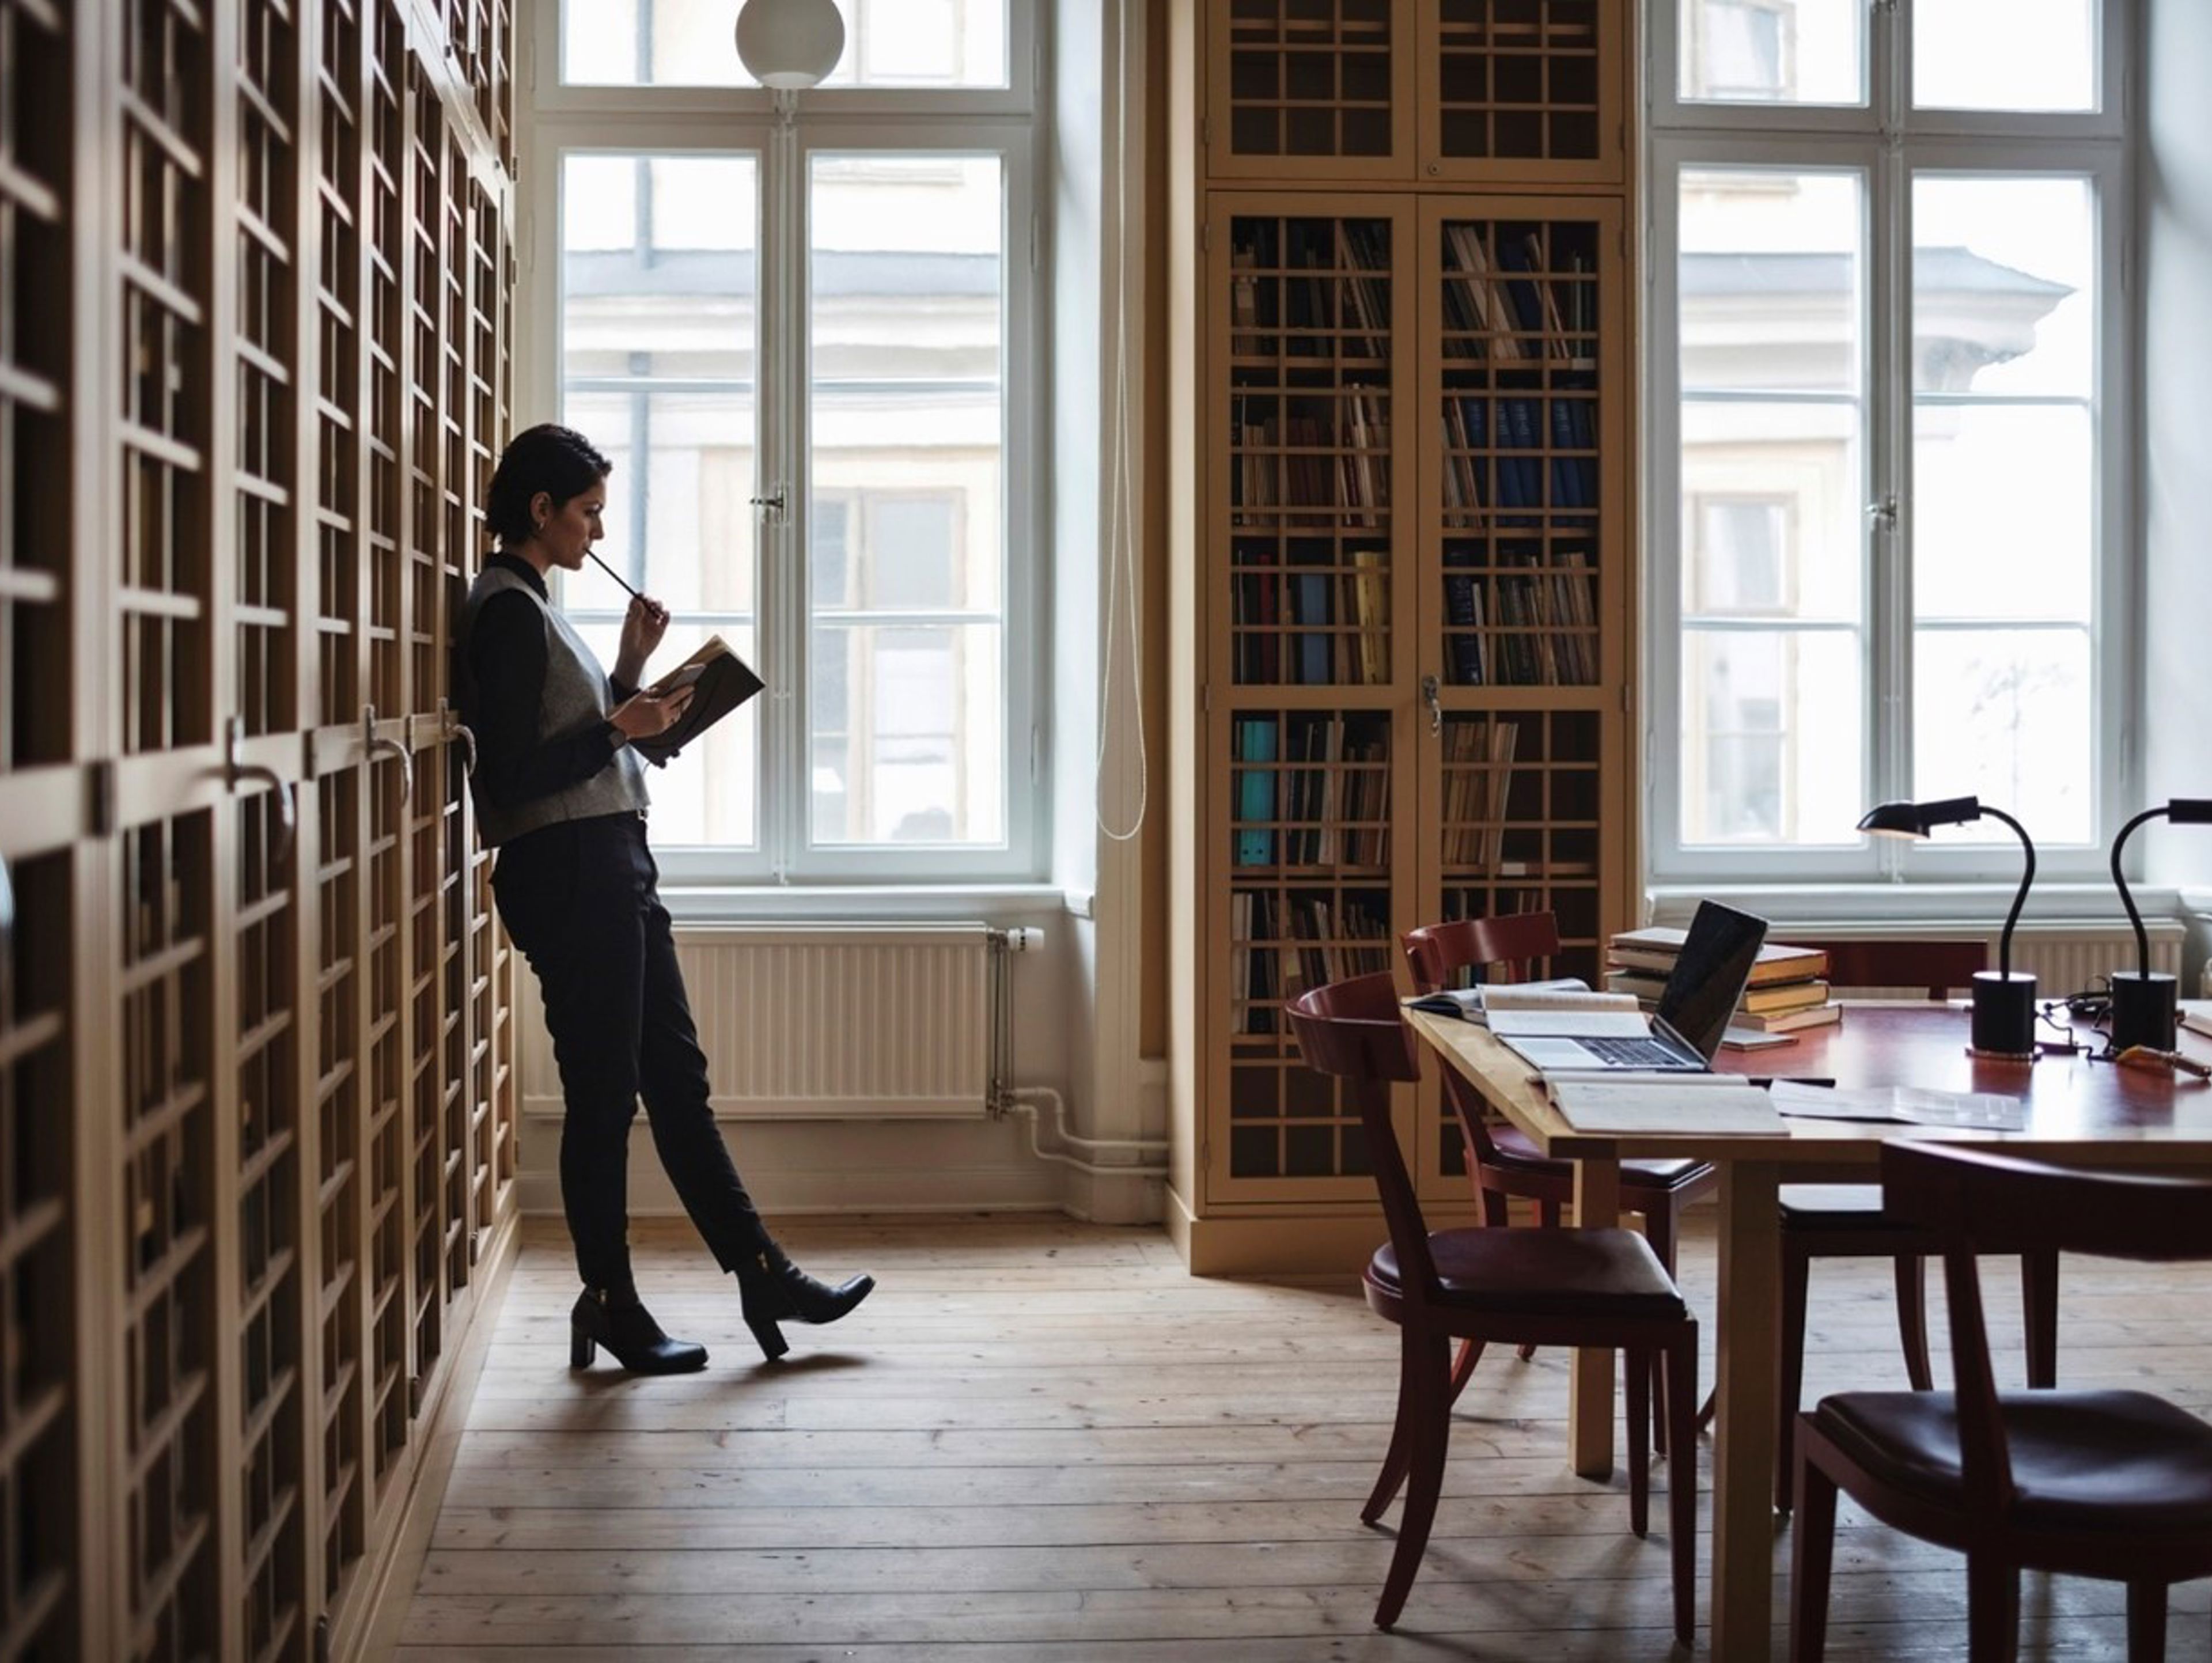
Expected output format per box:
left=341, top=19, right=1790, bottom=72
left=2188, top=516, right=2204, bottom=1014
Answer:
left=393, top=1214, right=2212, bottom=1660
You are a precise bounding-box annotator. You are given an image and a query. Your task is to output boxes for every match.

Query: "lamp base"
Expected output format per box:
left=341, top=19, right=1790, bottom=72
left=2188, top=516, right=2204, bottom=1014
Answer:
left=2109, top=971, right=2177, bottom=1053
left=1969, top=971, right=2037, bottom=1058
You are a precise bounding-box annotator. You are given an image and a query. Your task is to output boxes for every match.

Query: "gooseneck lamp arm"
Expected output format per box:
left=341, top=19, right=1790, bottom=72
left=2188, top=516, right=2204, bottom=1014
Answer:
left=1979, top=803, right=2035, bottom=984
left=2110, top=804, right=2167, bottom=986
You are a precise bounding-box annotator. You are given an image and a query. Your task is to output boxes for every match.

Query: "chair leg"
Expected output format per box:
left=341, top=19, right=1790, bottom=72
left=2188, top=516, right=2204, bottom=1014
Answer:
left=1964, top=1556, right=2020, bottom=1663
left=1445, top=1335, right=1484, bottom=1406
left=1644, top=1204, right=1678, bottom=1457
left=1361, top=1328, right=1423, bottom=1525
left=1895, top=1254, right=1935, bottom=1391
left=1666, top=1327, right=1699, bottom=1649
left=1373, top=1332, right=1453, bottom=1631
left=1515, top=1200, right=1563, bottom=1363
left=1625, top=1346, right=1650, bottom=1539
left=1478, top=1185, right=1511, bottom=1228
left=1777, top=1236, right=1813, bottom=1511
left=2126, top=1582, right=2167, bottom=1663
left=2022, top=1248, right=2059, bottom=1389
left=1789, top=1440, right=1837, bottom=1663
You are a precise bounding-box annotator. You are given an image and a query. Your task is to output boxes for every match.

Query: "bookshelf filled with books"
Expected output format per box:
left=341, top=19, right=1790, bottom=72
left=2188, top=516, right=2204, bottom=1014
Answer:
left=1172, top=1, right=1637, bottom=1262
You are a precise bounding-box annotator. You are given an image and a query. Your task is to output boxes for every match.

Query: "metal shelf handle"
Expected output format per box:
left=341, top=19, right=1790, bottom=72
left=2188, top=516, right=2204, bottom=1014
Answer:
left=225, top=715, right=297, bottom=868
left=364, top=706, right=413, bottom=805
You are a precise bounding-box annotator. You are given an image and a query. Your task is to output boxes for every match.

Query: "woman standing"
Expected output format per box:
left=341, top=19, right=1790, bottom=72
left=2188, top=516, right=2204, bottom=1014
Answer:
left=457, top=423, right=872, bottom=1372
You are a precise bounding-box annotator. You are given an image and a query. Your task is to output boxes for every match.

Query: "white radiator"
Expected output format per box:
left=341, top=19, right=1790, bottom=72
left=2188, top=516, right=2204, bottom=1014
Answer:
left=1798, top=923, right=2184, bottom=998
left=521, top=923, right=998, bottom=1120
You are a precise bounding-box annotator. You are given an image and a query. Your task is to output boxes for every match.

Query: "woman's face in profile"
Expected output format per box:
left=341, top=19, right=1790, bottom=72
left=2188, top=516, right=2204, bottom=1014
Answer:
left=531, top=484, right=607, bottom=571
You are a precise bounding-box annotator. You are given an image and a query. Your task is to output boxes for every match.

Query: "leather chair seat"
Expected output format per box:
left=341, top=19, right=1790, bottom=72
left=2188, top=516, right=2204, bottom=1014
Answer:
left=1779, top=1184, right=1910, bottom=1230
left=1370, top=1226, right=1687, bottom=1320
left=1813, top=1389, right=2212, bottom=1533
left=1490, top=1123, right=1706, bottom=1188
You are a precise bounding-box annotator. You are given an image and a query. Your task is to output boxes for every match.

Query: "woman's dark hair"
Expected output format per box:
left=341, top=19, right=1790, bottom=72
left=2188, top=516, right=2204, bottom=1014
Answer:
left=484, top=423, right=612, bottom=547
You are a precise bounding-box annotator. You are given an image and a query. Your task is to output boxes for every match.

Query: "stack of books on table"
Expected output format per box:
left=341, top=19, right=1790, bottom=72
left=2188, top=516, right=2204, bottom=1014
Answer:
left=1604, top=927, right=1841, bottom=1036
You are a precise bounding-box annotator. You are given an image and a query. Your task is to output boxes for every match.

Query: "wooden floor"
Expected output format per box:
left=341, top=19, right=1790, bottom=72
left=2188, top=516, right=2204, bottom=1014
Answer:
left=393, top=1213, right=2212, bottom=1661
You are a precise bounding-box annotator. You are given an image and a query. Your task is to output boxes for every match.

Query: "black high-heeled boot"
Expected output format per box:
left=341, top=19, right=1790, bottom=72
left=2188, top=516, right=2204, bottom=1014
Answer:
left=735, top=1245, right=874, bottom=1361
left=569, top=1288, right=709, bottom=1373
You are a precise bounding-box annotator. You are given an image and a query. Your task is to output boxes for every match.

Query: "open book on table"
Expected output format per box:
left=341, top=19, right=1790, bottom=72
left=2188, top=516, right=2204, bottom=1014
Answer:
left=1544, top=1074, right=1787, bottom=1137
left=633, top=635, right=764, bottom=766
left=1405, top=979, right=1636, bottom=1026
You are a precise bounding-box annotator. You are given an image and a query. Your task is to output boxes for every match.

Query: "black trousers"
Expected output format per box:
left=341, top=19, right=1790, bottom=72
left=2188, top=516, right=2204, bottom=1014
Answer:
left=491, top=810, right=771, bottom=1293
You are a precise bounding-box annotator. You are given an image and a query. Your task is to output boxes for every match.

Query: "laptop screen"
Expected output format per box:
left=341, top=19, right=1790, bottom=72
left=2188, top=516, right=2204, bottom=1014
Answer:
left=1654, top=901, right=1771, bottom=1061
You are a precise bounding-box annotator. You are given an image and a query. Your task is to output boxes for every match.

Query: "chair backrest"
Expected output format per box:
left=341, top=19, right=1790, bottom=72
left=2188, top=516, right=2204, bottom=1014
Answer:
left=1880, top=1141, right=2212, bottom=1513
left=1400, top=912, right=1562, bottom=1170
left=1400, top=911, right=1563, bottom=995
left=1285, top=975, right=1436, bottom=1298
left=1783, top=937, right=1987, bottom=1000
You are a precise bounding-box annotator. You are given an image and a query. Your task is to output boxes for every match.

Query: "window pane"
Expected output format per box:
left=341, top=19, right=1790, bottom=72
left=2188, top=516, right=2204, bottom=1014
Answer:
left=1680, top=630, right=1863, bottom=845
left=1914, top=0, right=2097, bottom=113
left=562, top=154, right=760, bottom=848
left=1680, top=169, right=1863, bottom=395
left=563, top=0, right=1010, bottom=89
left=1677, top=168, right=1867, bottom=848
left=1914, top=628, right=2092, bottom=844
left=1915, top=406, right=2092, bottom=623
left=808, top=154, right=1006, bottom=848
left=812, top=624, right=1003, bottom=844
left=1912, top=176, right=2092, bottom=399
left=1677, top=0, right=1863, bottom=105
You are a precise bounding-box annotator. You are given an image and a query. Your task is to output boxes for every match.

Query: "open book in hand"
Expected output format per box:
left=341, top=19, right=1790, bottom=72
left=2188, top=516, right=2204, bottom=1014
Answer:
left=632, top=635, right=765, bottom=766
left=1406, top=979, right=1632, bottom=1025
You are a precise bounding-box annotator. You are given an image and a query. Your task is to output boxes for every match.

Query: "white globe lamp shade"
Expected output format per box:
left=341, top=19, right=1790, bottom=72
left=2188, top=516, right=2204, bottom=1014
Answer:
left=734, top=0, right=847, bottom=90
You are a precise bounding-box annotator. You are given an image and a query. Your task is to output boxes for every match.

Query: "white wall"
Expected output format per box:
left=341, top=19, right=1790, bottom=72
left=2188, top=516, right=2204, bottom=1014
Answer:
left=2142, top=0, right=2212, bottom=991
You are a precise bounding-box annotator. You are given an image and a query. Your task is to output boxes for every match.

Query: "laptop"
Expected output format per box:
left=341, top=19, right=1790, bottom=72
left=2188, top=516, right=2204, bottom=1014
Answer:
left=1487, top=901, right=1770, bottom=1074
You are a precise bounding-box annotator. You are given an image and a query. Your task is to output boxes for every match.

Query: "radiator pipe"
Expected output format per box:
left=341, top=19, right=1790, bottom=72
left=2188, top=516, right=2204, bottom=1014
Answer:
left=1003, top=1087, right=1168, bottom=1177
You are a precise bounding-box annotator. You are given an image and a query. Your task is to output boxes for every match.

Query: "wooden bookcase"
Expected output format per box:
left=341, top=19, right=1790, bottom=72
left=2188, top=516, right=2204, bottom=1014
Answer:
left=0, top=1, right=518, bottom=1656
left=1170, top=0, right=1637, bottom=1271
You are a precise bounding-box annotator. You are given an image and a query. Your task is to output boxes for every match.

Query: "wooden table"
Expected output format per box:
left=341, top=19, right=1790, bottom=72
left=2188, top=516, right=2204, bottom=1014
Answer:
left=1404, top=1002, right=2212, bottom=1659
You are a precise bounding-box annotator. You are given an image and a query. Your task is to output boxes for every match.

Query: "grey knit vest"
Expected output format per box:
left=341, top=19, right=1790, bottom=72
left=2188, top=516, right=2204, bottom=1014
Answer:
left=462, top=564, right=649, bottom=847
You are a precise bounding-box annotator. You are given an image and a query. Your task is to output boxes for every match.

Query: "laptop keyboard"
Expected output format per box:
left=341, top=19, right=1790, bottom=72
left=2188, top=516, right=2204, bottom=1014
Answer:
left=1580, top=1036, right=1689, bottom=1067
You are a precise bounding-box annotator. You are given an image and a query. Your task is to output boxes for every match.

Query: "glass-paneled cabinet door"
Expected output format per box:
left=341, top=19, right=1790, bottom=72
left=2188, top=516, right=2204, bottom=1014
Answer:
left=1207, top=0, right=1418, bottom=181
left=1416, top=0, right=1627, bottom=185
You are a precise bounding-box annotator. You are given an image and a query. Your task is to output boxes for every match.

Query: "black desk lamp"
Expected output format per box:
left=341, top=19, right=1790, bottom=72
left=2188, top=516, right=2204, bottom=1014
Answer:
left=1858, top=795, right=2037, bottom=1056
left=2108, top=798, right=2212, bottom=1051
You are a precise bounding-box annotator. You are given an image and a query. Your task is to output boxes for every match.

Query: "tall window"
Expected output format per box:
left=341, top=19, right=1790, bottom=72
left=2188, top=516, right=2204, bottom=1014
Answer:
left=527, top=1, right=1038, bottom=881
left=1650, top=0, right=2126, bottom=882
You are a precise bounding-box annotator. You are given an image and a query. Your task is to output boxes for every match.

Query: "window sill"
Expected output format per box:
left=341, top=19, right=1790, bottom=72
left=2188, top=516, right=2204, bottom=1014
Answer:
left=658, top=882, right=1071, bottom=925
left=1644, top=881, right=2188, bottom=930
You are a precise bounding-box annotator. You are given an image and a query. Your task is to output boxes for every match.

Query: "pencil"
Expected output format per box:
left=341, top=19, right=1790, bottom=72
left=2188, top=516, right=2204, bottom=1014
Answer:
left=586, top=548, right=642, bottom=601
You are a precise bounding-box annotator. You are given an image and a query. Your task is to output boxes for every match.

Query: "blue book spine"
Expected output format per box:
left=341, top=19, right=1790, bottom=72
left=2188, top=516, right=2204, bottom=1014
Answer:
left=1297, top=573, right=1331, bottom=683
left=1501, top=397, right=1542, bottom=522
left=1235, top=719, right=1277, bottom=865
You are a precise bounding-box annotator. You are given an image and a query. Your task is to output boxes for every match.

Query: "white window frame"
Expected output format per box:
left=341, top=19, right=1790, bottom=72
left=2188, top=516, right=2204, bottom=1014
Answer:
left=517, top=5, right=1046, bottom=886
left=1646, top=0, right=2133, bottom=889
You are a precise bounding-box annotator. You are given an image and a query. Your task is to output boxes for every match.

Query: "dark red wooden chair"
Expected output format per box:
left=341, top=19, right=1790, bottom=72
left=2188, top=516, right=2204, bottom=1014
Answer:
left=1286, top=972, right=1698, bottom=1640
left=1791, top=1142, right=2212, bottom=1662
left=1775, top=938, right=2059, bottom=1509
left=1401, top=911, right=1717, bottom=1444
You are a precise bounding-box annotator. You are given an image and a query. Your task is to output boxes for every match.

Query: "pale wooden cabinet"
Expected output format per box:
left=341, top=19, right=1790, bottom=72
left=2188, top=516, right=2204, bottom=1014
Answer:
left=1170, top=0, right=1638, bottom=1269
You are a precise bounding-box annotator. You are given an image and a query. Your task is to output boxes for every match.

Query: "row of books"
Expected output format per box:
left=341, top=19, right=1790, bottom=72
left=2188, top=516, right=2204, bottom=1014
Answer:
left=1228, top=889, right=1394, bottom=1035
left=1232, top=716, right=1392, bottom=868
left=1603, top=926, right=1842, bottom=1035
left=1442, top=223, right=1596, bottom=362
left=1444, top=550, right=1599, bottom=686
left=1228, top=222, right=1393, bottom=358
left=1229, top=395, right=1391, bottom=525
left=1440, top=393, right=1598, bottom=515
left=1438, top=718, right=1517, bottom=870
left=1230, top=549, right=1391, bottom=685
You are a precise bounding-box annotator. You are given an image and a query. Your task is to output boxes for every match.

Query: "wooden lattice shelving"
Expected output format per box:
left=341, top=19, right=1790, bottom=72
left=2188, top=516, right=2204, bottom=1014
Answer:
left=1173, top=0, right=1636, bottom=1264
left=0, top=0, right=519, bottom=1651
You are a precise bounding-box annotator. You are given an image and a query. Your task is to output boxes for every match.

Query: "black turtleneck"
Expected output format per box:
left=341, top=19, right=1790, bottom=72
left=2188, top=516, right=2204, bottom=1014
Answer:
left=461, top=552, right=638, bottom=814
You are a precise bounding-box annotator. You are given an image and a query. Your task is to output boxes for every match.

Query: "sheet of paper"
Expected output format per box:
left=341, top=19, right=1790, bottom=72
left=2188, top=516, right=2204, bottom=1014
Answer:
left=1547, top=1080, right=1787, bottom=1137
left=1768, top=1081, right=2026, bottom=1131
left=1480, top=986, right=1634, bottom=1013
